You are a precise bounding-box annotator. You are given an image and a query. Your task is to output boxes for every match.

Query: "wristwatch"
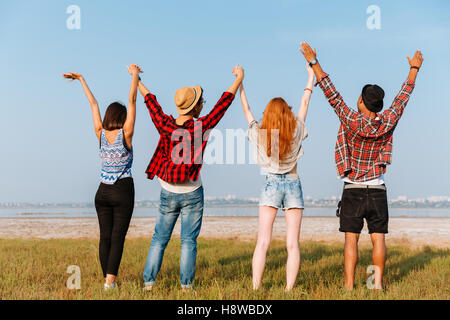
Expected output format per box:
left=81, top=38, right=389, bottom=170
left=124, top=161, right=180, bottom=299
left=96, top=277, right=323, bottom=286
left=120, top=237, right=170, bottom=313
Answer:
left=309, top=59, right=318, bottom=67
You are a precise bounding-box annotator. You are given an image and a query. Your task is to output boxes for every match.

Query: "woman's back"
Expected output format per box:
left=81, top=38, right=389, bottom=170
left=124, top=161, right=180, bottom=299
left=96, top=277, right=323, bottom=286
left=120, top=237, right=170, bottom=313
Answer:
left=248, top=118, right=308, bottom=174
left=63, top=64, right=141, bottom=289
left=100, top=128, right=133, bottom=184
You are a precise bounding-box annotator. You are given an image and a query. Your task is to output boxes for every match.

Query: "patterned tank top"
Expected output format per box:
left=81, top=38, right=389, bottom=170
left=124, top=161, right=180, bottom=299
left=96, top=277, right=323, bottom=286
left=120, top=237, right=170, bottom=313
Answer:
left=100, top=129, right=133, bottom=184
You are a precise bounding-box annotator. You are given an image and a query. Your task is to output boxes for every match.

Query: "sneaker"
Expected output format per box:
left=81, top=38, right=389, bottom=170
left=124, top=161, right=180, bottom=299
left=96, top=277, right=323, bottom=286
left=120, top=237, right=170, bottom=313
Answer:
left=104, top=282, right=117, bottom=291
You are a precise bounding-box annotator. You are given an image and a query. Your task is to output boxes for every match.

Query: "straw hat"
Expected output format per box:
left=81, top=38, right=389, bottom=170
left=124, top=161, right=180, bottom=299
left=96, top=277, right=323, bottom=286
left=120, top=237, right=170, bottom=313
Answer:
left=174, top=86, right=203, bottom=115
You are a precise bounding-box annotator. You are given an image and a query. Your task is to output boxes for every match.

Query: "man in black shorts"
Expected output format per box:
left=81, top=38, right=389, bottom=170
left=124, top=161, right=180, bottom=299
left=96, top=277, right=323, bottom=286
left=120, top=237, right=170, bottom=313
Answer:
left=300, top=42, right=423, bottom=290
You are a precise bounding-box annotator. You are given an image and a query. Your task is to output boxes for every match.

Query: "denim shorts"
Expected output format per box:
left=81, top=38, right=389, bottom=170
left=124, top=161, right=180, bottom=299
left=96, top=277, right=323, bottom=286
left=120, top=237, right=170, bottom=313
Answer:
left=259, top=173, right=304, bottom=210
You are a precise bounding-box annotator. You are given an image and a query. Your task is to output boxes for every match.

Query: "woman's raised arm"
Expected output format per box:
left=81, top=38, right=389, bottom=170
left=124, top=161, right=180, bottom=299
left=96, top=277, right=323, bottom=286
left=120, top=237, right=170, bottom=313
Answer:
left=63, top=72, right=103, bottom=139
left=297, top=63, right=314, bottom=122
left=239, top=83, right=255, bottom=124
left=123, top=64, right=142, bottom=147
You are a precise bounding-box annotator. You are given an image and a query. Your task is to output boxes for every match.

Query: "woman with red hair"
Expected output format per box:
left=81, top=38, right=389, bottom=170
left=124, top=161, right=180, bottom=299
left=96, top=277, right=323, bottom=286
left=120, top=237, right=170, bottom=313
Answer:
left=237, top=63, right=314, bottom=291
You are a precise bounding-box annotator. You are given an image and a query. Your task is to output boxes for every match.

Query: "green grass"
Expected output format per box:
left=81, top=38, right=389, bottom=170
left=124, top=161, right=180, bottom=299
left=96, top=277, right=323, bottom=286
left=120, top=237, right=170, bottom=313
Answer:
left=0, top=237, right=448, bottom=300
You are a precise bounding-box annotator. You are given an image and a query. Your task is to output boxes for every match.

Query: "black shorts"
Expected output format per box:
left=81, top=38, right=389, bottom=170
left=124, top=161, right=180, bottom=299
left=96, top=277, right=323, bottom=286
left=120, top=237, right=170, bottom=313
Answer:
left=337, top=184, right=389, bottom=234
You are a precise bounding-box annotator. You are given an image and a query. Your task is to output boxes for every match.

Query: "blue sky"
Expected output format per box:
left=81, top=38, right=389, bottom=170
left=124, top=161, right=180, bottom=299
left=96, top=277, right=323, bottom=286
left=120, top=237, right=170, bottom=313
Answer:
left=1, top=0, right=449, bottom=203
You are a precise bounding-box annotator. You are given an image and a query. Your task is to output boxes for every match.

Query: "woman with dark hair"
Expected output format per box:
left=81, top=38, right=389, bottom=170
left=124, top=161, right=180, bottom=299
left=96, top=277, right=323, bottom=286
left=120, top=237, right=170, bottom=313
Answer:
left=63, top=64, right=141, bottom=290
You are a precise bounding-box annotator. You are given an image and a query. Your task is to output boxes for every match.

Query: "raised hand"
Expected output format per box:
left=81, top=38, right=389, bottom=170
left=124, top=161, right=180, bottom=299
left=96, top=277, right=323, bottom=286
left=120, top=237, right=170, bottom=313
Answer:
left=63, top=72, right=83, bottom=81
left=62, top=71, right=101, bottom=136
left=407, top=50, right=423, bottom=69
left=299, top=42, right=316, bottom=63
left=227, top=65, right=244, bottom=95
left=232, top=65, right=244, bottom=81
left=127, top=64, right=143, bottom=76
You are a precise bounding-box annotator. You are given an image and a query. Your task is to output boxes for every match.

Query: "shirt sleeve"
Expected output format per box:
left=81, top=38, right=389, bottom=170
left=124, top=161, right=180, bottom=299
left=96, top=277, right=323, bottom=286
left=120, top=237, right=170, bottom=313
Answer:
left=247, top=120, right=259, bottom=143
left=296, top=118, right=308, bottom=141
left=317, top=74, right=359, bottom=131
left=198, top=92, right=235, bottom=132
left=144, top=93, right=171, bottom=134
left=380, top=79, right=415, bottom=131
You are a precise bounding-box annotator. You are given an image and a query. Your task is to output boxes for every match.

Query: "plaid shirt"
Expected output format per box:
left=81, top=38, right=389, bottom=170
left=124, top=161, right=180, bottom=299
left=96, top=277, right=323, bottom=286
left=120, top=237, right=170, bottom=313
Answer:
left=144, top=91, right=235, bottom=183
left=318, top=74, right=415, bottom=182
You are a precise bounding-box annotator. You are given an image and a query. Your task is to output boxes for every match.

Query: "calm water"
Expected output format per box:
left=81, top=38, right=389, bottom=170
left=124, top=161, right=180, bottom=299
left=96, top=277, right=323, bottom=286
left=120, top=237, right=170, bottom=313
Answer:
left=0, top=206, right=449, bottom=218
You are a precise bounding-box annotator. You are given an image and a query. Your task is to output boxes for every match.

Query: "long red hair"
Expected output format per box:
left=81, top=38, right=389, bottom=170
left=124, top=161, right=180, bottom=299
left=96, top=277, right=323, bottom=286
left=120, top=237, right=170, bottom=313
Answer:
left=260, top=97, right=296, bottom=160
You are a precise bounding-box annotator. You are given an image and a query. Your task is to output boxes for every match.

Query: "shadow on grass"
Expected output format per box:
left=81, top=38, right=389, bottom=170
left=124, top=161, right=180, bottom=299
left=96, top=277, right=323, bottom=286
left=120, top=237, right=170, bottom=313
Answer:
left=120, top=238, right=448, bottom=291
left=213, top=241, right=449, bottom=289
left=329, top=245, right=449, bottom=290
left=385, top=246, right=449, bottom=283
left=356, top=245, right=448, bottom=281
left=215, top=243, right=339, bottom=282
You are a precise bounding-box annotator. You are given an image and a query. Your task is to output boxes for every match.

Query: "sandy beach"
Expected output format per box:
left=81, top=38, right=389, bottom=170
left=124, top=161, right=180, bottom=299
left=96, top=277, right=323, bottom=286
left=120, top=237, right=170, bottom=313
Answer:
left=0, top=216, right=449, bottom=248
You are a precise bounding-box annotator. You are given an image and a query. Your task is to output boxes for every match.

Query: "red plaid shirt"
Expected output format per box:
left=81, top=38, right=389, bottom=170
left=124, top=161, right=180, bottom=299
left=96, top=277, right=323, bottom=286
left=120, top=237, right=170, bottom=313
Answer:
left=144, top=91, right=235, bottom=183
left=318, top=74, right=415, bottom=182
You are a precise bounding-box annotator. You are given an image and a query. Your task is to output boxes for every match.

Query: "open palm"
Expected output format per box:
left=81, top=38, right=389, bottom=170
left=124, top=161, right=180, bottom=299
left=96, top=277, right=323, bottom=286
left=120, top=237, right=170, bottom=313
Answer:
left=62, top=72, right=82, bottom=81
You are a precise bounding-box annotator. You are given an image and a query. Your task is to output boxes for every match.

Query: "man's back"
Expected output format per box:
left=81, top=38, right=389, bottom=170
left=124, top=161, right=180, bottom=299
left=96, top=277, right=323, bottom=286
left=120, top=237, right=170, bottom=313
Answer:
left=318, top=74, right=415, bottom=182
left=143, top=91, right=235, bottom=183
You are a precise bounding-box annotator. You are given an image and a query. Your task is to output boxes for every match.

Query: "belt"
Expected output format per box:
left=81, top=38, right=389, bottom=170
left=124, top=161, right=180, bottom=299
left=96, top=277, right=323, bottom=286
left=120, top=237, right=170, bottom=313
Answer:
left=267, top=173, right=299, bottom=178
left=344, top=183, right=386, bottom=190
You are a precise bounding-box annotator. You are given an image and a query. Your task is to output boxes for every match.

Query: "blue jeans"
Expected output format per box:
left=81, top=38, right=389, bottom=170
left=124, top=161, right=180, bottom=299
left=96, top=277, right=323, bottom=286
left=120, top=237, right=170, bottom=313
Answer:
left=143, top=186, right=204, bottom=288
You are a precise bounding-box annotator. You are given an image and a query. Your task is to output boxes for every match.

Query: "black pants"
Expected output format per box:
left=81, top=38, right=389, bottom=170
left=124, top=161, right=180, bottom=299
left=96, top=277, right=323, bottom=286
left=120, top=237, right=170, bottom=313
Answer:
left=94, top=177, right=135, bottom=277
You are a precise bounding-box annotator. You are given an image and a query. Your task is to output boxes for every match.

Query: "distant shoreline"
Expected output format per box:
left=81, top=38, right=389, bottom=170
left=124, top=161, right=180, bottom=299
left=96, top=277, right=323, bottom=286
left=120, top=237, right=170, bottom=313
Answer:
left=1, top=206, right=450, bottom=219
left=2, top=205, right=450, bottom=209
left=2, top=214, right=450, bottom=219
left=2, top=199, right=450, bottom=210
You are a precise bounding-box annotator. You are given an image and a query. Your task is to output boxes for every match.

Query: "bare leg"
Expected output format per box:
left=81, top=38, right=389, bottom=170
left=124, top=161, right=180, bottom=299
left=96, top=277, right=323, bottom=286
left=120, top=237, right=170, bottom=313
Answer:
left=284, top=208, right=303, bottom=291
left=105, top=274, right=116, bottom=285
left=344, top=232, right=360, bottom=290
left=252, top=206, right=278, bottom=290
left=370, top=233, right=386, bottom=290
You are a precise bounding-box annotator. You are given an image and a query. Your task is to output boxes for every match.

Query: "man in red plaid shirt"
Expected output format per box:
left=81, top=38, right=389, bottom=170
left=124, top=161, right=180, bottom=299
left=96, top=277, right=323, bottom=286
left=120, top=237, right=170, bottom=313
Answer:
left=138, top=66, right=244, bottom=291
left=300, top=42, right=423, bottom=290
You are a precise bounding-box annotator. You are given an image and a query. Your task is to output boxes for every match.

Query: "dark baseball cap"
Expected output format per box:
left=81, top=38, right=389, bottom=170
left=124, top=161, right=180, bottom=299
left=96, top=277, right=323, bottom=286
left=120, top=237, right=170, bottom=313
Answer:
left=361, top=84, right=385, bottom=113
